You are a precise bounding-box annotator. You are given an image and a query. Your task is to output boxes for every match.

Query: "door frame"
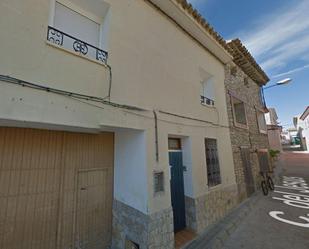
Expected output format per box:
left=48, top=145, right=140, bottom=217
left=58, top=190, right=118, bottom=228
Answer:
left=168, top=138, right=187, bottom=232
left=240, top=146, right=255, bottom=196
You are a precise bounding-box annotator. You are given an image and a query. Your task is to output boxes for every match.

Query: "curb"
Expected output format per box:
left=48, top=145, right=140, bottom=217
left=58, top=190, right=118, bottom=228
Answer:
left=184, top=192, right=262, bottom=249
left=183, top=158, right=284, bottom=249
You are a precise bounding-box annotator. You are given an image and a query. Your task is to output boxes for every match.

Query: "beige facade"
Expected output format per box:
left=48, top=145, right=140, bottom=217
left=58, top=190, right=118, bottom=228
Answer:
left=0, top=0, right=238, bottom=248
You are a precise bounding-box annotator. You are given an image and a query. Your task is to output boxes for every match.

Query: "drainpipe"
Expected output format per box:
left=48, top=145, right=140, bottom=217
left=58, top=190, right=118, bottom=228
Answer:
left=153, top=110, right=159, bottom=162
left=103, top=64, right=113, bottom=101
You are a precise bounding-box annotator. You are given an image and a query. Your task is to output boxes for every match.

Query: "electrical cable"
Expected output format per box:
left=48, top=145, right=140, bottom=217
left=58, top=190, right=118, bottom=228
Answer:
left=0, top=75, right=143, bottom=111
left=0, top=74, right=231, bottom=129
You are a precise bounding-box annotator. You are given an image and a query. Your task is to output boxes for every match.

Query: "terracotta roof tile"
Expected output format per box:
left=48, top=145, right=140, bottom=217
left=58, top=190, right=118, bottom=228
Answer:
left=300, top=106, right=309, bottom=120
left=151, top=0, right=269, bottom=80
left=174, top=0, right=230, bottom=53
left=227, top=39, right=269, bottom=85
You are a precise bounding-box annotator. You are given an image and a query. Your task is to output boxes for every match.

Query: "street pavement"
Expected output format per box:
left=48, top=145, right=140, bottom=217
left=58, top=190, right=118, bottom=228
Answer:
left=223, top=152, right=309, bottom=249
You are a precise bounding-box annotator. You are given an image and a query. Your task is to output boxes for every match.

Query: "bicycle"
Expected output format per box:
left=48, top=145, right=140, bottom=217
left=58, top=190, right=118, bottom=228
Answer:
left=260, top=171, right=275, bottom=195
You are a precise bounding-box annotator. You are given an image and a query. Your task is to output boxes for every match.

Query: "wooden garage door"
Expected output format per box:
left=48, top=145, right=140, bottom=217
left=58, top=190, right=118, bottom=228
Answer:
left=0, top=128, right=114, bottom=249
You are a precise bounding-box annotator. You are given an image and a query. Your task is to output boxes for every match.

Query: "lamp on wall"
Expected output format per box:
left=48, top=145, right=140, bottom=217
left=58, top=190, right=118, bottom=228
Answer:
left=261, top=78, right=292, bottom=109
left=263, top=78, right=292, bottom=90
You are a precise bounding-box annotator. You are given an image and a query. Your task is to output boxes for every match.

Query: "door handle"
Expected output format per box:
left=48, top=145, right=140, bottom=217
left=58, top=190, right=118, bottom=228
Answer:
left=182, top=166, right=187, bottom=172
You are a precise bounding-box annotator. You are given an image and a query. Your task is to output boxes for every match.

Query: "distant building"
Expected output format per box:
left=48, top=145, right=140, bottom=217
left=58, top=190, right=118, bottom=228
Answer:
left=281, top=130, right=290, bottom=144
left=265, top=108, right=282, bottom=151
left=287, top=126, right=300, bottom=145
left=296, top=106, right=309, bottom=151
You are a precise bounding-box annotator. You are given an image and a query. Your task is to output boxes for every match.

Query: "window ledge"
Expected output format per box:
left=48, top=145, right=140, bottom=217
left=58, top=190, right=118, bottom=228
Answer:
left=46, top=41, right=108, bottom=68
left=201, top=103, right=216, bottom=108
left=234, top=122, right=249, bottom=130
left=259, top=130, right=268, bottom=135
left=207, top=183, right=223, bottom=192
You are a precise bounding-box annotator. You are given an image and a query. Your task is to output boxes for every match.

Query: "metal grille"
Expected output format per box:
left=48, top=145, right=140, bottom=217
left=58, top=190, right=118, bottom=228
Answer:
left=205, top=138, right=221, bottom=186
left=201, top=95, right=215, bottom=106
left=258, top=150, right=270, bottom=172
left=47, top=26, right=108, bottom=64
left=240, top=147, right=255, bottom=196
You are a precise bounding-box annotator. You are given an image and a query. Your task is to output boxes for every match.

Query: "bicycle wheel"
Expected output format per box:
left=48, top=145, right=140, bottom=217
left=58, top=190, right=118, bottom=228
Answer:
left=267, top=176, right=275, bottom=191
left=261, top=180, right=268, bottom=195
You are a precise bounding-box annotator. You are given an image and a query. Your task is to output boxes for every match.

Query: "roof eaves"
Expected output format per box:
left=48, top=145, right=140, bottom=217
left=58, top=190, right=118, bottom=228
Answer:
left=173, top=0, right=230, bottom=54
left=300, top=106, right=309, bottom=120
left=227, top=39, right=270, bottom=85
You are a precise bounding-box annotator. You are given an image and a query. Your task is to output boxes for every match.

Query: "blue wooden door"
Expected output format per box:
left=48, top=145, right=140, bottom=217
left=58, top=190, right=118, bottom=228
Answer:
left=169, top=151, right=186, bottom=232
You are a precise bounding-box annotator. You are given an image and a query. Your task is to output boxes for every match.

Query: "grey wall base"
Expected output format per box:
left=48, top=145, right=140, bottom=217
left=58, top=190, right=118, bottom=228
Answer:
left=185, top=184, right=238, bottom=234
left=112, top=199, right=174, bottom=249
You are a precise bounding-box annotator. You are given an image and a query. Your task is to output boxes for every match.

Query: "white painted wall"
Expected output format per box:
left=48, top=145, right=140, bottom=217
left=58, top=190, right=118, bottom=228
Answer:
left=114, top=129, right=148, bottom=213
left=182, top=137, right=194, bottom=197
left=0, top=0, right=237, bottom=215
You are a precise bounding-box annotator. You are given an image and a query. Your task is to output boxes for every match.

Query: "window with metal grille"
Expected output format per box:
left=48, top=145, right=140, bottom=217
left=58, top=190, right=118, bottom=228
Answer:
left=205, top=138, right=221, bottom=187
left=200, top=76, right=215, bottom=106
left=154, top=171, right=164, bottom=193
left=257, top=111, right=267, bottom=134
left=257, top=150, right=270, bottom=172
left=232, top=97, right=247, bottom=128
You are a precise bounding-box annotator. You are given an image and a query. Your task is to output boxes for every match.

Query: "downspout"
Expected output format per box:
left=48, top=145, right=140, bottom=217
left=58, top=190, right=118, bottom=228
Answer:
left=261, top=87, right=267, bottom=108
left=153, top=110, right=159, bottom=162
left=103, top=64, right=113, bottom=101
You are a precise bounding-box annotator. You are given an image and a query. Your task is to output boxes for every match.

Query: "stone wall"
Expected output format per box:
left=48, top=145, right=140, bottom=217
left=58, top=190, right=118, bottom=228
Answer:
left=185, top=184, right=238, bottom=234
left=112, top=199, right=174, bottom=249
left=224, top=64, right=269, bottom=202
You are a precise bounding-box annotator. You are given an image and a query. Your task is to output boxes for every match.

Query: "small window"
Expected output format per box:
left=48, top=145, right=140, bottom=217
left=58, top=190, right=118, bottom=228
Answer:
left=258, top=150, right=270, bottom=172
left=200, top=76, right=215, bottom=106
left=232, top=97, right=248, bottom=128
left=154, top=172, right=164, bottom=194
left=205, top=138, right=221, bottom=187
left=48, top=0, right=110, bottom=63
left=54, top=2, right=100, bottom=46
left=257, top=111, right=267, bottom=134
left=168, top=138, right=181, bottom=150
left=244, top=77, right=249, bottom=87
left=230, top=66, right=237, bottom=76
left=125, top=238, right=140, bottom=249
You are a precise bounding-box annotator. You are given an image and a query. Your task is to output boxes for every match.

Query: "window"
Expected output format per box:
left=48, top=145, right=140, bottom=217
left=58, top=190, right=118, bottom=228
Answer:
left=48, top=0, right=110, bottom=63
left=257, top=111, right=267, bottom=133
left=257, top=150, right=270, bottom=172
left=54, top=2, right=100, bottom=46
left=200, top=72, right=215, bottom=106
left=231, top=97, right=248, bottom=128
left=244, top=77, right=249, bottom=87
left=125, top=238, right=140, bottom=249
left=205, top=138, right=221, bottom=187
left=168, top=138, right=181, bottom=150
left=230, top=66, right=237, bottom=76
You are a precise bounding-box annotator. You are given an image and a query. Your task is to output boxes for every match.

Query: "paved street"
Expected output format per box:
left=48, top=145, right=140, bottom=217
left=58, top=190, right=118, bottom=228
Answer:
left=223, top=152, right=309, bottom=249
